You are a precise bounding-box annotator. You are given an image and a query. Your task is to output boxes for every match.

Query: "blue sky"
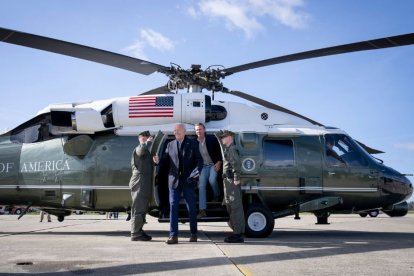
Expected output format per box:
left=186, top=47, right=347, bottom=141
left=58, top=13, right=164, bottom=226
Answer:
left=1, top=0, right=413, bottom=201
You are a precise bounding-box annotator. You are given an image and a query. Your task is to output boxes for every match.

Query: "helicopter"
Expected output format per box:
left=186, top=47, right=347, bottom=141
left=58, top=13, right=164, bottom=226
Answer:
left=0, top=27, right=413, bottom=238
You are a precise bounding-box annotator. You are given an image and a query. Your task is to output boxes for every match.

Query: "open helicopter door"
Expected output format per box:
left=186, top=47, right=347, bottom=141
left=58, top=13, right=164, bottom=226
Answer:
left=149, top=130, right=167, bottom=211
left=214, top=131, right=262, bottom=198
left=216, top=131, right=279, bottom=238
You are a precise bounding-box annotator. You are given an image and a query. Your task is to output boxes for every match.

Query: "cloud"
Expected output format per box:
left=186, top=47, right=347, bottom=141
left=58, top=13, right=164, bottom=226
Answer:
left=140, top=29, right=174, bottom=52
left=249, top=0, right=310, bottom=28
left=123, top=29, right=174, bottom=60
left=199, top=0, right=263, bottom=38
left=189, top=0, right=310, bottom=38
left=394, top=143, right=414, bottom=151
left=123, top=40, right=148, bottom=60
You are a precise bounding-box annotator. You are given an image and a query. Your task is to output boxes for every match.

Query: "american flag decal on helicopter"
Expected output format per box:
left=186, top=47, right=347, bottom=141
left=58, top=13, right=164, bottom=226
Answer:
left=128, top=95, right=174, bottom=118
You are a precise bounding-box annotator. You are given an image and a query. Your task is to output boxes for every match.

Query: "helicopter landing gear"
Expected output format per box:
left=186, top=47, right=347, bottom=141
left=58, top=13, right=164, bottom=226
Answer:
left=314, top=211, right=330, bottom=224
left=57, top=215, right=65, bottom=222
left=359, top=209, right=379, bottom=218
left=368, top=210, right=379, bottom=217
left=245, top=204, right=274, bottom=238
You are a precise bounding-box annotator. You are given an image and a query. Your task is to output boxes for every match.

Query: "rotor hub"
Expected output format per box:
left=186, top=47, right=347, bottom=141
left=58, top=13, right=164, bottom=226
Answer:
left=165, top=64, right=225, bottom=92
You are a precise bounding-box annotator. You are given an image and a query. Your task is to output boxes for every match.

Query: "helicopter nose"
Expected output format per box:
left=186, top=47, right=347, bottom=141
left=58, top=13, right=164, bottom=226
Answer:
left=396, top=176, right=412, bottom=201
left=381, top=169, right=413, bottom=204
left=405, top=177, right=413, bottom=198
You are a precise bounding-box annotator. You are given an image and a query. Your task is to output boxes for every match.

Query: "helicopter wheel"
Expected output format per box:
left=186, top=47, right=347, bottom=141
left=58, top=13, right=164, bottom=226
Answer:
left=359, top=213, right=368, bottom=217
left=368, top=210, right=379, bottom=217
left=245, top=204, right=274, bottom=238
left=57, top=215, right=65, bottom=222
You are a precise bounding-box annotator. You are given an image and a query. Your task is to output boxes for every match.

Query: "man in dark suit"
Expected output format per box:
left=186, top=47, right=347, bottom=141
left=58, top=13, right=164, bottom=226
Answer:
left=155, top=123, right=203, bottom=244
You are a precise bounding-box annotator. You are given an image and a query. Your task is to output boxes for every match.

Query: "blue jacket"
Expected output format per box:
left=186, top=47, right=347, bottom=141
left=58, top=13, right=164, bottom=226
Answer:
left=160, top=137, right=203, bottom=189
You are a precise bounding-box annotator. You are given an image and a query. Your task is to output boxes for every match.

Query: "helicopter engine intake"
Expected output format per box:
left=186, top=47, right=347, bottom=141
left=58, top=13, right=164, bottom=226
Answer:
left=46, top=93, right=212, bottom=134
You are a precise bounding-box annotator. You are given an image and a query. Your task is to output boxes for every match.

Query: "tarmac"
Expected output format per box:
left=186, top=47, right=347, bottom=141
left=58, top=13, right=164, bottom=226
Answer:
left=0, top=212, right=413, bottom=275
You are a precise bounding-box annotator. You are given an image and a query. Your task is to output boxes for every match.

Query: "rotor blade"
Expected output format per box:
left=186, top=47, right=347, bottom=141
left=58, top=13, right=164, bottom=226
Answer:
left=224, top=33, right=414, bottom=75
left=224, top=89, right=324, bottom=126
left=139, top=85, right=174, bottom=95
left=0, top=27, right=169, bottom=75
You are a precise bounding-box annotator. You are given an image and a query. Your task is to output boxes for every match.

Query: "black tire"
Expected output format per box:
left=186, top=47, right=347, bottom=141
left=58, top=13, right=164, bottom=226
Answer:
left=57, top=215, right=65, bottom=222
left=368, top=210, right=379, bottom=217
left=359, top=213, right=368, bottom=217
left=14, top=208, right=22, bottom=215
left=245, top=204, right=274, bottom=238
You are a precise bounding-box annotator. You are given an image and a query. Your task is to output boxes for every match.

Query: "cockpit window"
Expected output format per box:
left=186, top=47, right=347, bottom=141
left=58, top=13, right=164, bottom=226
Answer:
left=10, top=114, right=53, bottom=143
left=324, top=134, right=369, bottom=167
left=11, top=124, right=40, bottom=143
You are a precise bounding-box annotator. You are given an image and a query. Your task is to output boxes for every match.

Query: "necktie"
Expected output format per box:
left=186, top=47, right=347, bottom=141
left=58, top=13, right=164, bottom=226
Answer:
left=177, top=140, right=183, bottom=177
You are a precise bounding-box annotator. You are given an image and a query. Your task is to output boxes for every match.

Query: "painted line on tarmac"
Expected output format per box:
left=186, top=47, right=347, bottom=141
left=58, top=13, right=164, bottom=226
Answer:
left=204, top=231, right=252, bottom=276
left=0, top=221, right=101, bottom=237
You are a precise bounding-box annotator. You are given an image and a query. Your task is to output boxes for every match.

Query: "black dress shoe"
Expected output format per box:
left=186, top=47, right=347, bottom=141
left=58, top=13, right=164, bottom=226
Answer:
left=131, top=232, right=152, bottom=241
left=189, top=234, right=197, bottom=242
left=166, top=236, right=178, bottom=244
left=224, top=234, right=244, bottom=243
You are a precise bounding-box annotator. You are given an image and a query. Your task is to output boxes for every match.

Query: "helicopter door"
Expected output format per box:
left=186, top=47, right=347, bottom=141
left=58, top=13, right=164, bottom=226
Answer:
left=294, top=136, right=324, bottom=195
left=0, top=141, right=22, bottom=204
left=62, top=135, right=94, bottom=208
left=260, top=137, right=299, bottom=208
left=19, top=138, right=65, bottom=205
left=322, top=134, right=379, bottom=208
left=149, top=131, right=167, bottom=209
left=216, top=132, right=261, bottom=201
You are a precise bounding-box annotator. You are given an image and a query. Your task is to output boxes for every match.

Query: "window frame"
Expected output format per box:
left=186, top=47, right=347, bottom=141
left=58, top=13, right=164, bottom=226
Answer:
left=262, top=138, right=296, bottom=169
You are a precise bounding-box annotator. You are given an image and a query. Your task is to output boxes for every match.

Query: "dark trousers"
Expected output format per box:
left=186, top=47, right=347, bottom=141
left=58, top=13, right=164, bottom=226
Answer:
left=169, top=183, right=197, bottom=237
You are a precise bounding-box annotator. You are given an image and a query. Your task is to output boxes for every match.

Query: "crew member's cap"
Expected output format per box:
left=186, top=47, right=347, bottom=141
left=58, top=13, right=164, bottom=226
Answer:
left=138, top=130, right=151, bottom=137
left=220, top=130, right=235, bottom=138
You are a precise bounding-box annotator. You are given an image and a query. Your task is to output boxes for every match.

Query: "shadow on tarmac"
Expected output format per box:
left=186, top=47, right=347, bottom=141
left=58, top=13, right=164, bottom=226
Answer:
left=3, top=229, right=414, bottom=275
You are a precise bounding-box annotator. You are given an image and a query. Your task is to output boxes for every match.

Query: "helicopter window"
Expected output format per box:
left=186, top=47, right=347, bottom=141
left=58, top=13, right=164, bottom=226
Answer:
left=11, top=123, right=55, bottom=144
left=11, top=125, right=40, bottom=143
left=263, top=140, right=295, bottom=168
left=206, top=105, right=227, bottom=121
left=325, top=134, right=368, bottom=167
left=9, top=113, right=54, bottom=143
